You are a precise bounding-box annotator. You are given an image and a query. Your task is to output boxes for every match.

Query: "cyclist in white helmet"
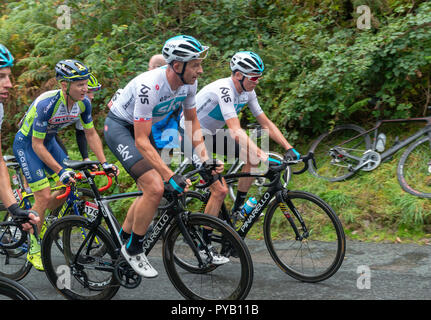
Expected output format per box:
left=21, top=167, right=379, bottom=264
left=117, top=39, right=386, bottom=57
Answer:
left=104, top=35, right=224, bottom=278
left=0, top=44, right=39, bottom=230
left=180, top=51, right=299, bottom=217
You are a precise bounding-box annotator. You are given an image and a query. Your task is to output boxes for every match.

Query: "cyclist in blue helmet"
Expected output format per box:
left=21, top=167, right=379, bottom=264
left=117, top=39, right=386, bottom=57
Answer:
left=13, top=59, right=117, bottom=270
left=0, top=44, right=40, bottom=229
left=179, top=50, right=299, bottom=218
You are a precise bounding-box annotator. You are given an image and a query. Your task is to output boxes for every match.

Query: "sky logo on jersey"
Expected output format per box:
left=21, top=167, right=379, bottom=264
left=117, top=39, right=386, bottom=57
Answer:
left=139, top=84, right=151, bottom=104
left=153, top=96, right=185, bottom=117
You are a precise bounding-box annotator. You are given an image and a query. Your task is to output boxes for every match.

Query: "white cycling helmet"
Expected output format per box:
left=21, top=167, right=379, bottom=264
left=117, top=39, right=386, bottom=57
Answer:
left=230, top=51, right=264, bottom=75
left=162, top=35, right=209, bottom=64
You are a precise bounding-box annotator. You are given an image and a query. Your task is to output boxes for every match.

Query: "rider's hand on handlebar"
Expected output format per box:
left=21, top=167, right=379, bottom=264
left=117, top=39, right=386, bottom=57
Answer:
left=203, top=158, right=224, bottom=174
left=266, top=157, right=285, bottom=172
left=285, top=148, right=301, bottom=161
left=167, top=174, right=191, bottom=195
left=102, top=162, right=120, bottom=177
left=58, top=168, right=76, bottom=186
left=7, top=203, right=40, bottom=231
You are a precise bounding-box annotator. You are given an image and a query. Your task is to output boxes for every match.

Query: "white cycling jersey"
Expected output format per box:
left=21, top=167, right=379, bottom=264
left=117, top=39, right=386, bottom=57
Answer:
left=181, top=77, right=263, bottom=135
left=0, top=103, right=3, bottom=130
left=109, top=66, right=197, bottom=125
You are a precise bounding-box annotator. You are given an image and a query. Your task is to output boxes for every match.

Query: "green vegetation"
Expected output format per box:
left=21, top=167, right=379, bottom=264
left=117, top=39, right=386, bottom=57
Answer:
left=1, top=0, right=431, bottom=243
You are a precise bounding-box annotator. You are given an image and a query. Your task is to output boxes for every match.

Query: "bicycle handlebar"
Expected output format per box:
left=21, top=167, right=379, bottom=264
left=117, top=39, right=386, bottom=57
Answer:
left=56, top=171, right=112, bottom=200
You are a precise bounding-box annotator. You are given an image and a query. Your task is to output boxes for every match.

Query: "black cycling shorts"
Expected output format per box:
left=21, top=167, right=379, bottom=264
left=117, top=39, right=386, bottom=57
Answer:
left=104, top=112, right=157, bottom=181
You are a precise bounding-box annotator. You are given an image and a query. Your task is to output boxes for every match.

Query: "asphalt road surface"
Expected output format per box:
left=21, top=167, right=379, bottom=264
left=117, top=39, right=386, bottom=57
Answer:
left=17, top=239, right=431, bottom=301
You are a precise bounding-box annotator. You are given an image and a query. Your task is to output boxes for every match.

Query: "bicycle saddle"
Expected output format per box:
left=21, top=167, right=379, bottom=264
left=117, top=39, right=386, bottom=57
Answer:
left=63, top=159, right=100, bottom=170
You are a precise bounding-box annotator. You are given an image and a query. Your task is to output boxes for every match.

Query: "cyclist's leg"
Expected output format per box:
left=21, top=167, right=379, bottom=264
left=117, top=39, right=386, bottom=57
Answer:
left=44, top=138, right=69, bottom=212
left=203, top=132, right=229, bottom=216
left=181, top=129, right=228, bottom=217
left=104, top=115, right=160, bottom=277
left=221, top=133, right=257, bottom=212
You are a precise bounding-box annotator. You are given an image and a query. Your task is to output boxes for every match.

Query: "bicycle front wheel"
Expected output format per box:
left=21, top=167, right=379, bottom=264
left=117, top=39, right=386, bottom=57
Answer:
left=0, top=276, right=37, bottom=300
left=41, top=216, right=120, bottom=300
left=163, top=213, right=253, bottom=300
left=264, top=190, right=345, bottom=282
left=397, top=136, right=431, bottom=198
left=308, top=124, right=372, bottom=181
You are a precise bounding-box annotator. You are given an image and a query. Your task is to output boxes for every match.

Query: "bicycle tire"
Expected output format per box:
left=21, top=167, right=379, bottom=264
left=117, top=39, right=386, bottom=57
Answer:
left=263, top=190, right=346, bottom=282
left=163, top=213, right=253, bottom=300
left=308, top=124, right=372, bottom=181
left=41, top=216, right=120, bottom=300
left=0, top=276, right=37, bottom=300
left=397, top=136, right=431, bottom=198
left=0, top=221, right=32, bottom=281
left=227, top=151, right=289, bottom=202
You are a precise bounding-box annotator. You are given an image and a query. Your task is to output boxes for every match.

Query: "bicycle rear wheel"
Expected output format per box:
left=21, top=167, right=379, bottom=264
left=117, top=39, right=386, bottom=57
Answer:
left=308, top=124, right=372, bottom=181
left=0, top=221, right=32, bottom=281
left=0, top=276, right=37, bottom=300
left=41, top=216, right=120, bottom=300
left=397, top=136, right=431, bottom=198
left=263, top=190, right=345, bottom=282
left=163, top=213, right=253, bottom=300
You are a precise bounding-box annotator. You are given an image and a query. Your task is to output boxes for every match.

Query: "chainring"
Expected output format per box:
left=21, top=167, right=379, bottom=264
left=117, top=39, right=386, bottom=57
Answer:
left=114, top=258, right=142, bottom=289
left=359, top=150, right=381, bottom=171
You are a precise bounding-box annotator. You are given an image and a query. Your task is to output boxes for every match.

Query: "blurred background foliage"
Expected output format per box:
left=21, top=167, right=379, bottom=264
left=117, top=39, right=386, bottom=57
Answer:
left=1, top=0, right=430, bottom=144
left=1, top=0, right=431, bottom=238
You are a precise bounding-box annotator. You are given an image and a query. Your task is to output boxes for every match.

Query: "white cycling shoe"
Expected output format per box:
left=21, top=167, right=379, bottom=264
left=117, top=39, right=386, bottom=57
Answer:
left=121, top=245, right=158, bottom=278
left=199, top=246, right=230, bottom=265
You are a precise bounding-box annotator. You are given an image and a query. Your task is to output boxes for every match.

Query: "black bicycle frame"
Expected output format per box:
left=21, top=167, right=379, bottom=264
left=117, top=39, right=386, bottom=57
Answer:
left=76, top=170, right=205, bottom=267
left=219, top=171, right=304, bottom=240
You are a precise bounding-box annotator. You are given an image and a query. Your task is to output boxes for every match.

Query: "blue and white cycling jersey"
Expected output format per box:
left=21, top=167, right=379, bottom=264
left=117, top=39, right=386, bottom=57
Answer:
left=180, top=77, right=263, bottom=135
left=109, top=66, right=197, bottom=125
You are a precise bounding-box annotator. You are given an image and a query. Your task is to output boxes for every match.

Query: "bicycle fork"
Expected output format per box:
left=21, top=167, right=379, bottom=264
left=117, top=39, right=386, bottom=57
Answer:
left=175, top=213, right=208, bottom=267
left=277, top=191, right=309, bottom=241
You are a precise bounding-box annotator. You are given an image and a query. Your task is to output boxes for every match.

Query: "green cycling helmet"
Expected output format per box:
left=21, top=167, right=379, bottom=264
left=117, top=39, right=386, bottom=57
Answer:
left=87, top=74, right=101, bottom=92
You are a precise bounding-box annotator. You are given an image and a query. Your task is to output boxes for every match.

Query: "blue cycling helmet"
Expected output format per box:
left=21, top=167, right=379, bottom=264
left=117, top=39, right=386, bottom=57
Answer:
left=162, top=35, right=209, bottom=64
left=55, top=59, right=91, bottom=82
left=230, top=51, right=264, bottom=75
left=0, top=44, right=14, bottom=68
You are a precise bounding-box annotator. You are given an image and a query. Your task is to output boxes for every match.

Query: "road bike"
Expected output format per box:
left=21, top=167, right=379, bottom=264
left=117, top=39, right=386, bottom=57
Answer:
left=41, top=159, right=254, bottom=300
left=307, top=114, right=431, bottom=198
left=174, top=123, right=291, bottom=202
left=183, top=153, right=346, bottom=283
left=0, top=156, right=111, bottom=280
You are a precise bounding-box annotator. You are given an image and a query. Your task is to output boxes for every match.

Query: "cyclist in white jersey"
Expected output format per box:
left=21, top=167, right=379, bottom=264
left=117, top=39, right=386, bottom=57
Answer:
left=181, top=51, right=300, bottom=216
left=104, top=35, right=225, bottom=278
left=0, top=44, right=39, bottom=229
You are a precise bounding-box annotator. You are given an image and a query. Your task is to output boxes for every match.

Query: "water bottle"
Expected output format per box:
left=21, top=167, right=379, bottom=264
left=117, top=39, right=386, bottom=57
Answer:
left=240, top=197, right=257, bottom=219
left=376, top=133, right=386, bottom=152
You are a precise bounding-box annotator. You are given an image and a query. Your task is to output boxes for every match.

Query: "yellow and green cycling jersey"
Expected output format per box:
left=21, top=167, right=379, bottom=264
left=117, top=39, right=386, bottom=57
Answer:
left=19, top=89, right=94, bottom=140
left=13, top=89, right=94, bottom=192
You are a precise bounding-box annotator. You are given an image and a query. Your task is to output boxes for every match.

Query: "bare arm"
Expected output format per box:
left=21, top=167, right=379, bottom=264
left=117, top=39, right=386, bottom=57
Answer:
left=225, top=117, right=268, bottom=162
left=256, top=113, right=293, bottom=151
left=183, top=108, right=209, bottom=163
left=0, top=135, right=18, bottom=207
left=83, top=127, right=107, bottom=164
